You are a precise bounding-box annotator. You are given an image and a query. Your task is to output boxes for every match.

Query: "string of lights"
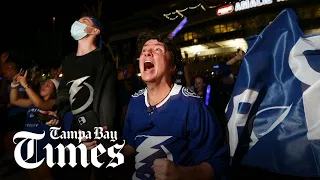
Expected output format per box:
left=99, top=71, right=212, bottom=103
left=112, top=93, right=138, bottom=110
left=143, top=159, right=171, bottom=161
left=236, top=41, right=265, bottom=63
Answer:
left=163, top=2, right=222, bottom=20
left=162, top=0, right=289, bottom=20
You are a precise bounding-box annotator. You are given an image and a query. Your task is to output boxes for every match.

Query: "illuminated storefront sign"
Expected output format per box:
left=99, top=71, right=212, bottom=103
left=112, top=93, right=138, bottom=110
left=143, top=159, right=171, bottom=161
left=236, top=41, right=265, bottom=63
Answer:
left=235, top=0, right=273, bottom=12
left=216, top=4, right=234, bottom=16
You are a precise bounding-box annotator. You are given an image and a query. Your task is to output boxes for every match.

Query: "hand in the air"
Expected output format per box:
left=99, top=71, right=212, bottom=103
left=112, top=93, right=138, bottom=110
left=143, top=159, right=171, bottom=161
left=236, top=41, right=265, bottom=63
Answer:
left=234, top=52, right=244, bottom=61
left=0, top=52, right=9, bottom=63
left=12, top=73, right=20, bottom=85
left=17, top=70, right=28, bottom=87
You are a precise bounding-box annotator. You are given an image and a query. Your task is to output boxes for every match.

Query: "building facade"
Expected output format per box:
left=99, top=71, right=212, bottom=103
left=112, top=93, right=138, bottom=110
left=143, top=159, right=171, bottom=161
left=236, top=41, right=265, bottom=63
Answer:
left=109, top=0, right=320, bottom=71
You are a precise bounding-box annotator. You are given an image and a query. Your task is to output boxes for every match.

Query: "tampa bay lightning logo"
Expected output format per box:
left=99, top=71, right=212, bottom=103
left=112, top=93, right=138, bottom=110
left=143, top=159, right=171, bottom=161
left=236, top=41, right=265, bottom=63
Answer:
left=132, top=88, right=146, bottom=98
left=182, top=87, right=201, bottom=98
left=289, top=36, right=320, bottom=140
left=67, top=76, right=94, bottom=115
left=249, top=104, right=292, bottom=148
left=133, top=135, right=173, bottom=180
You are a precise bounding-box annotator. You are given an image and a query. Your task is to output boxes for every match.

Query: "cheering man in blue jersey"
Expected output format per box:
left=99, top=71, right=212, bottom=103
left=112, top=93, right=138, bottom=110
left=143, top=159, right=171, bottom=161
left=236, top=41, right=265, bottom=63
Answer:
left=121, top=32, right=229, bottom=180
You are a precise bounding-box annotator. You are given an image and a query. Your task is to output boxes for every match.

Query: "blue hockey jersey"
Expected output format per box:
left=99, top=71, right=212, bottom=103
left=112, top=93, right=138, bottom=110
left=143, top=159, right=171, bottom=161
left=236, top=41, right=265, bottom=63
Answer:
left=123, top=84, right=229, bottom=180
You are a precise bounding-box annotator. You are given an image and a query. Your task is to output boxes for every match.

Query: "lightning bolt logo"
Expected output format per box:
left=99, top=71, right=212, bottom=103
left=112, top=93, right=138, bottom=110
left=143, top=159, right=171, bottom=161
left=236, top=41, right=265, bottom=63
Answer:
left=135, top=135, right=172, bottom=170
left=67, top=76, right=94, bottom=115
left=249, top=104, right=292, bottom=149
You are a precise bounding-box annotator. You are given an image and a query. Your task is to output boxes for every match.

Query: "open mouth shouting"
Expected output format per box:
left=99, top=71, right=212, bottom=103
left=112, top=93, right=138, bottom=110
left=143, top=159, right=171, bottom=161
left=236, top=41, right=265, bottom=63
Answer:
left=144, top=60, right=155, bottom=73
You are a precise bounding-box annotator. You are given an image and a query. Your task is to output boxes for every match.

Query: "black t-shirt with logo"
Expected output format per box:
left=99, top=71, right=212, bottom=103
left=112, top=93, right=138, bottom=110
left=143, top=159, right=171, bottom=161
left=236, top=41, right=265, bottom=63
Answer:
left=62, top=49, right=102, bottom=116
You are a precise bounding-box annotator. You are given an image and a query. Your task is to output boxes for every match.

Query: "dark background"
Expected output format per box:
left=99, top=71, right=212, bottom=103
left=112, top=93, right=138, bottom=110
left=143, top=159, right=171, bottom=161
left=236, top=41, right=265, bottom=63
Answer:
left=0, top=0, right=188, bottom=68
left=0, top=0, right=303, bottom=68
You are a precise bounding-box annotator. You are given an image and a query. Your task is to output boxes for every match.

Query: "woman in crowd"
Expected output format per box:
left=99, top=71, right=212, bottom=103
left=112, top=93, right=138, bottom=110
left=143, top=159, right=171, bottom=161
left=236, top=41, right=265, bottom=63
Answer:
left=10, top=70, right=59, bottom=180
left=194, top=74, right=228, bottom=139
left=194, top=75, right=207, bottom=98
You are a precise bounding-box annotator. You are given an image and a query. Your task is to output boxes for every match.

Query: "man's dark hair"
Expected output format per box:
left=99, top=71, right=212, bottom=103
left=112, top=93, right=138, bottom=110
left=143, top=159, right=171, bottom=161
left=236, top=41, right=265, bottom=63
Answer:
left=80, top=12, right=97, bottom=23
left=137, top=31, right=181, bottom=67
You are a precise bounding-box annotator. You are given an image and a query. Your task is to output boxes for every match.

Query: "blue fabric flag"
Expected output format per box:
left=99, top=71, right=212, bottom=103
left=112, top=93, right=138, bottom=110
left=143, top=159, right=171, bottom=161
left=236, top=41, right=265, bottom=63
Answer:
left=226, top=8, right=320, bottom=177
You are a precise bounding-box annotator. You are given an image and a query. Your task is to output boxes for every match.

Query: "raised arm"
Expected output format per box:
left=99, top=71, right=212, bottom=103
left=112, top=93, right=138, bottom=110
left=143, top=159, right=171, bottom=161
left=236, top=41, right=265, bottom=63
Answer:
left=10, top=73, right=32, bottom=108
left=17, top=71, right=55, bottom=110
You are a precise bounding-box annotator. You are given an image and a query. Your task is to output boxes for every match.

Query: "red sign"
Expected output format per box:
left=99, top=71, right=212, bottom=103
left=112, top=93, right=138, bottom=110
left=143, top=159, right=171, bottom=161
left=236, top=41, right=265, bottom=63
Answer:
left=216, top=4, right=234, bottom=16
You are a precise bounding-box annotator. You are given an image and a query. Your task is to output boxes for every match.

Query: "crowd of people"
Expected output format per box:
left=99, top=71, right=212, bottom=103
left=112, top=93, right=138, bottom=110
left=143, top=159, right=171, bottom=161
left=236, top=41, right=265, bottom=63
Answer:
left=0, top=12, right=247, bottom=180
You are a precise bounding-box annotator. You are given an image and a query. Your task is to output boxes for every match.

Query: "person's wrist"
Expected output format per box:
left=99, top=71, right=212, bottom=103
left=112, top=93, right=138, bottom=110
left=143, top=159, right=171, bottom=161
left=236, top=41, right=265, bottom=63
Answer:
left=21, top=83, right=29, bottom=89
left=20, top=81, right=27, bottom=86
left=11, top=82, right=19, bottom=88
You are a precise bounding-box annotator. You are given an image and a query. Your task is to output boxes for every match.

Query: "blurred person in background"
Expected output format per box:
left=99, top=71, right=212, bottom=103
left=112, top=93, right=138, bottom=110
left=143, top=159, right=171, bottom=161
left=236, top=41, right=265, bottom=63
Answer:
left=49, top=66, right=60, bottom=79
left=174, top=49, right=191, bottom=87
left=10, top=70, right=59, bottom=180
left=0, top=52, right=10, bottom=105
left=215, top=49, right=244, bottom=96
left=208, top=50, right=244, bottom=138
left=226, top=49, right=244, bottom=82
left=194, top=75, right=207, bottom=98
left=1, top=62, right=27, bottom=156
left=226, top=49, right=244, bottom=66
left=193, top=75, right=219, bottom=123
left=117, top=69, right=130, bottom=134
left=125, top=64, right=145, bottom=95
left=0, top=52, right=10, bottom=107
left=0, top=52, right=10, bottom=160
left=0, top=52, right=9, bottom=76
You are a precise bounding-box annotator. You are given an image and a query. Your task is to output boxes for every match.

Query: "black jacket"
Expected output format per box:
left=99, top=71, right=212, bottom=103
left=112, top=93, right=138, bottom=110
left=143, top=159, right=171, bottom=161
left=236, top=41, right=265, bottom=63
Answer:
left=56, top=50, right=119, bottom=132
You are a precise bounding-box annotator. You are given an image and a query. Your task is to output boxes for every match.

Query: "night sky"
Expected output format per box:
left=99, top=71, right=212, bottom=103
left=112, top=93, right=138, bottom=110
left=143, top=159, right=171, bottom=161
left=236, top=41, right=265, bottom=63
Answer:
left=0, top=0, right=178, bottom=68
